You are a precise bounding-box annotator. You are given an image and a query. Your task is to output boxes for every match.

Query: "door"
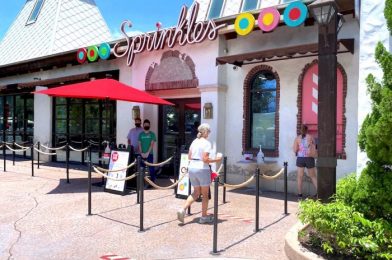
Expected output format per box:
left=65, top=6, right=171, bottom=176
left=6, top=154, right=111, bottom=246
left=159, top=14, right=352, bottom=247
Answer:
left=159, top=98, right=201, bottom=175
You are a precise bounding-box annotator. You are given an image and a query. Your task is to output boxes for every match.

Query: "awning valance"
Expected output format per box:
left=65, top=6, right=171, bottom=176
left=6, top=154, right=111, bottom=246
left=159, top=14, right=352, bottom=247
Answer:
left=216, top=39, right=354, bottom=66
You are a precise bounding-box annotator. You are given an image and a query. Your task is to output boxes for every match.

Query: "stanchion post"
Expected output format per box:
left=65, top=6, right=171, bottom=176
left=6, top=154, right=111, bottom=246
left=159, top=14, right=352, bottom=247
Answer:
left=211, top=176, right=220, bottom=255
left=255, top=168, right=260, bottom=233
left=87, top=158, right=92, bottom=216
left=223, top=156, right=227, bottom=204
left=139, top=156, right=144, bottom=232
left=37, top=142, right=40, bottom=169
left=136, top=156, right=141, bottom=204
left=3, top=142, right=6, bottom=172
left=284, top=162, right=288, bottom=215
left=187, top=177, right=192, bottom=215
left=66, top=143, right=70, bottom=183
left=12, top=142, right=15, bottom=166
left=31, top=144, right=34, bottom=177
left=173, top=152, right=178, bottom=195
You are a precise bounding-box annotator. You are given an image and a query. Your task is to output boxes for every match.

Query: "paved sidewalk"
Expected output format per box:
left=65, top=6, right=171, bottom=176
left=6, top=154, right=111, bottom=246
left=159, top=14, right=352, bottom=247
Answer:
left=0, top=159, right=299, bottom=260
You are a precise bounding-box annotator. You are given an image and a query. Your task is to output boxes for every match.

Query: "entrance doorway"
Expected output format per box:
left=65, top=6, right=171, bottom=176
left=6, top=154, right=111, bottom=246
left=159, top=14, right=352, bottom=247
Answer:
left=158, top=98, right=201, bottom=175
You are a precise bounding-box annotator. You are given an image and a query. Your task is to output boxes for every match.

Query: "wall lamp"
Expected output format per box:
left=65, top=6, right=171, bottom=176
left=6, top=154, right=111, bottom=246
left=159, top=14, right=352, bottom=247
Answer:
left=132, top=105, right=140, bottom=120
left=308, top=0, right=344, bottom=47
left=203, top=103, right=213, bottom=119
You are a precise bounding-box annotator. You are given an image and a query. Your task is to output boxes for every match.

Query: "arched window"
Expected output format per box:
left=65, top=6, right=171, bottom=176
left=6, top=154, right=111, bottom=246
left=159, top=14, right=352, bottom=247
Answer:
left=26, top=0, right=45, bottom=25
left=243, top=65, right=280, bottom=156
left=242, top=0, right=259, bottom=11
left=297, top=60, right=347, bottom=158
left=208, top=0, right=224, bottom=19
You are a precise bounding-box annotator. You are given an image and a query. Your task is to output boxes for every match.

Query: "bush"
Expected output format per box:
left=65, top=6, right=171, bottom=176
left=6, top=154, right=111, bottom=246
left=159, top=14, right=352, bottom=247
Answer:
left=335, top=173, right=357, bottom=205
left=353, top=162, right=392, bottom=221
left=299, top=199, right=392, bottom=259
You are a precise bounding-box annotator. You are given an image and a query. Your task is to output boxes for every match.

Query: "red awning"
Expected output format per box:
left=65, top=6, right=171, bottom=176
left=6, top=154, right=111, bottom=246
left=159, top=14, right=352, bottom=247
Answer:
left=34, top=79, right=174, bottom=106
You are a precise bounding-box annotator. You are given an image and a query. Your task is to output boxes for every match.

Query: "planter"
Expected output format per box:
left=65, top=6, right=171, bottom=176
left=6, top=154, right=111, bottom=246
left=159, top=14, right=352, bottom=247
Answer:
left=284, top=222, right=324, bottom=260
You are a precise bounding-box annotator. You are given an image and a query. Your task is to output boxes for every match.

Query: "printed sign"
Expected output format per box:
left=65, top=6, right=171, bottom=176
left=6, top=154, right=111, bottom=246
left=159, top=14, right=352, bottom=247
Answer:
left=105, top=150, right=130, bottom=194
left=176, top=153, right=191, bottom=198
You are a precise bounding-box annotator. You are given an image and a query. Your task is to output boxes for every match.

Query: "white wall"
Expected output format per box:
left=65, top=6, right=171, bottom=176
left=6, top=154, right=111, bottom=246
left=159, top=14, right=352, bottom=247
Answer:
left=357, top=0, right=391, bottom=173
left=34, top=86, right=52, bottom=161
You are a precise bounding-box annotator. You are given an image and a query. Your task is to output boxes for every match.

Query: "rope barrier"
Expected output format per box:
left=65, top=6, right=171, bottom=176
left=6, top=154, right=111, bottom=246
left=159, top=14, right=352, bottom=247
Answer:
left=70, top=140, right=83, bottom=144
left=3, top=141, right=14, bottom=145
left=13, top=142, right=31, bottom=149
left=260, top=168, right=284, bottom=180
left=143, top=172, right=188, bottom=190
left=40, top=144, right=67, bottom=151
left=215, top=164, right=224, bottom=174
left=33, top=147, right=57, bottom=155
left=68, top=145, right=89, bottom=152
left=94, top=160, right=136, bottom=173
left=142, top=156, right=173, bottom=167
left=92, top=167, right=137, bottom=181
left=221, top=174, right=255, bottom=189
left=5, top=144, right=30, bottom=152
left=87, top=140, right=99, bottom=145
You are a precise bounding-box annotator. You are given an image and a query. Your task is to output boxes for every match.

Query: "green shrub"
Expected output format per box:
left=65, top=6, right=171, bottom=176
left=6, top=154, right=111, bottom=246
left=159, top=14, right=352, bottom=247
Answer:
left=335, top=173, right=357, bottom=205
left=353, top=162, right=392, bottom=221
left=299, top=199, right=392, bottom=259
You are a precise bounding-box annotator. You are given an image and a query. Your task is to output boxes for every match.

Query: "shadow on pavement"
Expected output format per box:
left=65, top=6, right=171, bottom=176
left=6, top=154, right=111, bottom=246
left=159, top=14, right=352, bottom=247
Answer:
left=227, top=188, right=298, bottom=202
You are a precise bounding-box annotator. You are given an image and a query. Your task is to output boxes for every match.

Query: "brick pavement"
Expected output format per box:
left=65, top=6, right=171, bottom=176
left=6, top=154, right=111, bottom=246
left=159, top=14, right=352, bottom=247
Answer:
left=0, top=159, right=299, bottom=260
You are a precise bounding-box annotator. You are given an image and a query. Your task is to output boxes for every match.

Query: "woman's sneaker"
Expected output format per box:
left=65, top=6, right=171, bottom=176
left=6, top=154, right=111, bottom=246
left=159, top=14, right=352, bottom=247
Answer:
left=177, top=209, right=185, bottom=223
left=199, top=215, right=214, bottom=224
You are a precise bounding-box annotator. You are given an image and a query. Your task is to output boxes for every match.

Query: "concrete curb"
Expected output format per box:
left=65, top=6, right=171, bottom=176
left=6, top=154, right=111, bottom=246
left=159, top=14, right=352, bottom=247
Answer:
left=284, top=222, right=324, bottom=260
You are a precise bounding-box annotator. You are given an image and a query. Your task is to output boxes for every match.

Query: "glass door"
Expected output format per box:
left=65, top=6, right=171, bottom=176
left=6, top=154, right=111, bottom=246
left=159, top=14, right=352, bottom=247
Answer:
left=159, top=98, right=201, bottom=175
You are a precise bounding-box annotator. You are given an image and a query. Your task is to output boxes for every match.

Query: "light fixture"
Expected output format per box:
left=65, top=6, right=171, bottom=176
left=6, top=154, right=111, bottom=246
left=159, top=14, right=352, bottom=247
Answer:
left=132, top=106, right=140, bottom=120
left=337, top=13, right=345, bottom=34
left=203, top=103, right=213, bottom=119
left=308, top=0, right=338, bottom=26
left=33, top=77, right=41, bottom=81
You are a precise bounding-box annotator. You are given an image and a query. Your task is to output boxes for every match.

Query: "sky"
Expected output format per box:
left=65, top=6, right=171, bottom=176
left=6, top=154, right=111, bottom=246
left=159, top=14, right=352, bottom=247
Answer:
left=0, top=0, right=194, bottom=41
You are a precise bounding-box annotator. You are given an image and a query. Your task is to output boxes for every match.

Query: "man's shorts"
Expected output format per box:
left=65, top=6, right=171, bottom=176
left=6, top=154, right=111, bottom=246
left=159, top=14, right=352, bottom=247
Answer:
left=188, top=167, right=211, bottom=187
left=296, top=157, right=315, bottom=169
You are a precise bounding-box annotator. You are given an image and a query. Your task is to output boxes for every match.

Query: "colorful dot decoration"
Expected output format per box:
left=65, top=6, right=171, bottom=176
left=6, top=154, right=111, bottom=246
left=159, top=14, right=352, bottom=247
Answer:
left=235, top=13, right=255, bottom=36
left=258, top=7, right=280, bottom=32
left=87, top=46, right=99, bottom=62
left=76, top=48, right=87, bottom=63
left=98, top=43, right=111, bottom=60
left=283, top=1, right=308, bottom=27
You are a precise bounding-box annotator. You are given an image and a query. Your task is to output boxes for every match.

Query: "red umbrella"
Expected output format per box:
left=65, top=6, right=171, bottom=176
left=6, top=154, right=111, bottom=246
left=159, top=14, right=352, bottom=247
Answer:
left=34, top=79, right=174, bottom=105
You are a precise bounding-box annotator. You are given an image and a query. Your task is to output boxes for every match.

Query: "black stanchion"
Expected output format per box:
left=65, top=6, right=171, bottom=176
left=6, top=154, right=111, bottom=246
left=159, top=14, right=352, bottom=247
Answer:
left=255, top=168, right=260, bottom=233
left=211, top=176, right=220, bottom=255
left=37, top=142, right=40, bottom=169
left=31, top=144, right=34, bottom=177
left=284, top=162, right=288, bottom=215
left=66, top=143, right=70, bottom=183
left=187, top=177, right=192, bottom=215
left=81, top=140, right=85, bottom=165
left=139, top=156, right=144, bottom=232
left=136, top=156, right=141, bottom=204
left=3, top=142, right=6, bottom=172
left=12, top=142, right=15, bottom=166
left=173, top=152, right=178, bottom=195
left=223, top=156, right=227, bottom=204
left=87, top=158, right=92, bottom=216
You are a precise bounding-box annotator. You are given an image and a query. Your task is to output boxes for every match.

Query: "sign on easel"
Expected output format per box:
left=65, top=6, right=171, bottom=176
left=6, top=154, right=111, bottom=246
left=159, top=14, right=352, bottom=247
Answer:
left=176, top=153, right=191, bottom=199
left=104, top=150, right=131, bottom=195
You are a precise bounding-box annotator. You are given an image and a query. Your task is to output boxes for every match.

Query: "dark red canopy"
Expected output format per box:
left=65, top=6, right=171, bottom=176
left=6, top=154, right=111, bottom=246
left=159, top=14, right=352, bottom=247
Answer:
left=34, top=79, right=174, bottom=106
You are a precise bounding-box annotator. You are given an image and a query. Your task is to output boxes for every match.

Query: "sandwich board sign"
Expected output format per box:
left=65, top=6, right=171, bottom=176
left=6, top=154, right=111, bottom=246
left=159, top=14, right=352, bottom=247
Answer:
left=176, top=153, right=191, bottom=199
left=104, top=150, right=131, bottom=195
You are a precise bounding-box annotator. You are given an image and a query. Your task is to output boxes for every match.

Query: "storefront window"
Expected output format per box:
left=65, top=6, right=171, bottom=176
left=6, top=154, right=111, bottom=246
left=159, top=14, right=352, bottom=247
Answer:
left=208, top=0, right=224, bottom=19
left=242, top=0, right=259, bottom=11
left=250, top=71, right=277, bottom=150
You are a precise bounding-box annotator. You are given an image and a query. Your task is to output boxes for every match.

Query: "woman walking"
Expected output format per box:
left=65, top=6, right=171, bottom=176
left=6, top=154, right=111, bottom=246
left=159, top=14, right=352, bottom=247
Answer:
left=177, top=123, right=222, bottom=224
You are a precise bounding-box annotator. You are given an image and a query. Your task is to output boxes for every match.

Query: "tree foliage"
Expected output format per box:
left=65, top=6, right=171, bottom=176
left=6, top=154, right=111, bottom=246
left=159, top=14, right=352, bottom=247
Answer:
left=385, top=0, right=392, bottom=34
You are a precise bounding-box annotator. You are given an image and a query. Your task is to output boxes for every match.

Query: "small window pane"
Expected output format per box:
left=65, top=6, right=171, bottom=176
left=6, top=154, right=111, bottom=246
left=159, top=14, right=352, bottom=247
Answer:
left=242, top=0, right=258, bottom=11
left=250, top=71, right=277, bottom=150
left=208, top=0, right=224, bottom=19
left=26, top=0, right=45, bottom=25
